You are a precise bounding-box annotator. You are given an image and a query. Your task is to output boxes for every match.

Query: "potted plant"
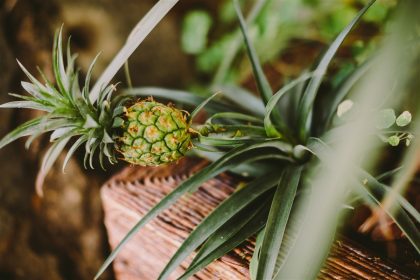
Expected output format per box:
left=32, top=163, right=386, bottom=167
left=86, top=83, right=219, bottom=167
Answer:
left=0, top=0, right=418, bottom=279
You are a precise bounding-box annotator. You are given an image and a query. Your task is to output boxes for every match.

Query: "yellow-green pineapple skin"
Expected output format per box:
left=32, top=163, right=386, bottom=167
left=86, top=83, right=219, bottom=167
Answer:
left=119, top=101, right=191, bottom=166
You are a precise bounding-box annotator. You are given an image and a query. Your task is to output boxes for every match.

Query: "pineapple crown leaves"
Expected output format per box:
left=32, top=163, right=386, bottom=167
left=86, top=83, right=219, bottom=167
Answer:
left=0, top=28, right=118, bottom=195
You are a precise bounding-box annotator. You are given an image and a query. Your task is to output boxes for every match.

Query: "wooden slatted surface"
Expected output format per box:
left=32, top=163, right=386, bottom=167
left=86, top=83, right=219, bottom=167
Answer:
left=101, top=158, right=416, bottom=280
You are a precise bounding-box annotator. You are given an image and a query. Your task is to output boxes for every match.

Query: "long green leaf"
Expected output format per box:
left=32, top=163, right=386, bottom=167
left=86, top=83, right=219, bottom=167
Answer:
left=357, top=179, right=420, bottom=253
left=233, top=0, right=288, bottom=137
left=179, top=203, right=271, bottom=280
left=375, top=183, right=420, bottom=224
left=250, top=230, right=264, bottom=280
left=159, top=172, right=283, bottom=279
left=212, top=124, right=267, bottom=135
left=206, top=112, right=263, bottom=125
left=123, top=87, right=235, bottom=113
left=256, top=167, right=302, bottom=280
left=63, top=135, right=88, bottom=172
left=0, top=100, right=53, bottom=112
left=0, top=117, right=43, bottom=149
left=52, top=28, right=70, bottom=101
left=213, top=0, right=269, bottom=85
left=17, top=61, right=52, bottom=100
left=232, top=0, right=271, bottom=105
left=297, top=0, right=376, bottom=141
left=35, top=136, right=71, bottom=196
left=95, top=140, right=293, bottom=279
left=359, top=173, right=420, bottom=245
left=273, top=190, right=310, bottom=279
left=198, top=136, right=262, bottom=148
left=213, top=85, right=265, bottom=117
left=376, top=166, right=403, bottom=182
left=190, top=91, right=220, bottom=121
left=90, top=0, right=180, bottom=102
left=189, top=194, right=271, bottom=267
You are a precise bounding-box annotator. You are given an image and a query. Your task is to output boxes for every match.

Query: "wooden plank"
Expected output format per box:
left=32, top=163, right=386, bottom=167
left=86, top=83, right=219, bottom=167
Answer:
left=101, top=158, right=416, bottom=280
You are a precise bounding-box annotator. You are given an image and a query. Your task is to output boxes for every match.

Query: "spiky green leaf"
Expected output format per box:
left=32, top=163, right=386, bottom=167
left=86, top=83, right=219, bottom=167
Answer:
left=179, top=203, right=271, bottom=280
left=159, top=172, right=283, bottom=279
left=297, top=0, right=376, bottom=141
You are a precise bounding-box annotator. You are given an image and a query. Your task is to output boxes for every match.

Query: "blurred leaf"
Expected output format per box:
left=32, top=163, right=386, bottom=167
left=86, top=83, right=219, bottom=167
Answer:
left=336, top=100, right=354, bottom=118
left=396, top=111, right=412, bottom=127
left=181, top=10, right=212, bottom=54
left=219, top=0, right=236, bottom=23
left=358, top=178, right=420, bottom=253
left=364, top=3, right=389, bottom=23
left=197, top=33, right=236, bottom=73
left=309, top=138, right=420, bottom=253
left=375, top=108, right=396, bottom=129
left=320, top=6, right=357, bottom=39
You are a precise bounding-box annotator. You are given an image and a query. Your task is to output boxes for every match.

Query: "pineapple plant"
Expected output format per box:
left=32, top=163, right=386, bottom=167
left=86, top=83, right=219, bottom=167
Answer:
left=0, top=30, right=199, bottom=192
left=0, top=0, right=419, bottom=279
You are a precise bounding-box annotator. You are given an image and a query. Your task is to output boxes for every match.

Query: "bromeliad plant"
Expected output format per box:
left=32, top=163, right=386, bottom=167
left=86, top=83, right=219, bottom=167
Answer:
left=0, top=0, right=419, bottom=279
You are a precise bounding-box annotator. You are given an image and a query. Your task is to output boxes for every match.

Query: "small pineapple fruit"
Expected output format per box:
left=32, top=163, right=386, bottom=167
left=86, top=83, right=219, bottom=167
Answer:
left=118, top=101, right=191, bottom=166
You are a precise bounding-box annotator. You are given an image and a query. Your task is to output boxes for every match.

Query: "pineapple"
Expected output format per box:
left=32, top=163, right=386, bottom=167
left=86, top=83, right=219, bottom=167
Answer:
left=118, top=100, right=191, bottom=166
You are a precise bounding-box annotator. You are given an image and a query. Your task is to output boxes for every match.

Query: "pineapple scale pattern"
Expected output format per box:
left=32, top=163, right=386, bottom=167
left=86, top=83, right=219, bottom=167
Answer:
left=118, top=101, right=191, bottom=166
